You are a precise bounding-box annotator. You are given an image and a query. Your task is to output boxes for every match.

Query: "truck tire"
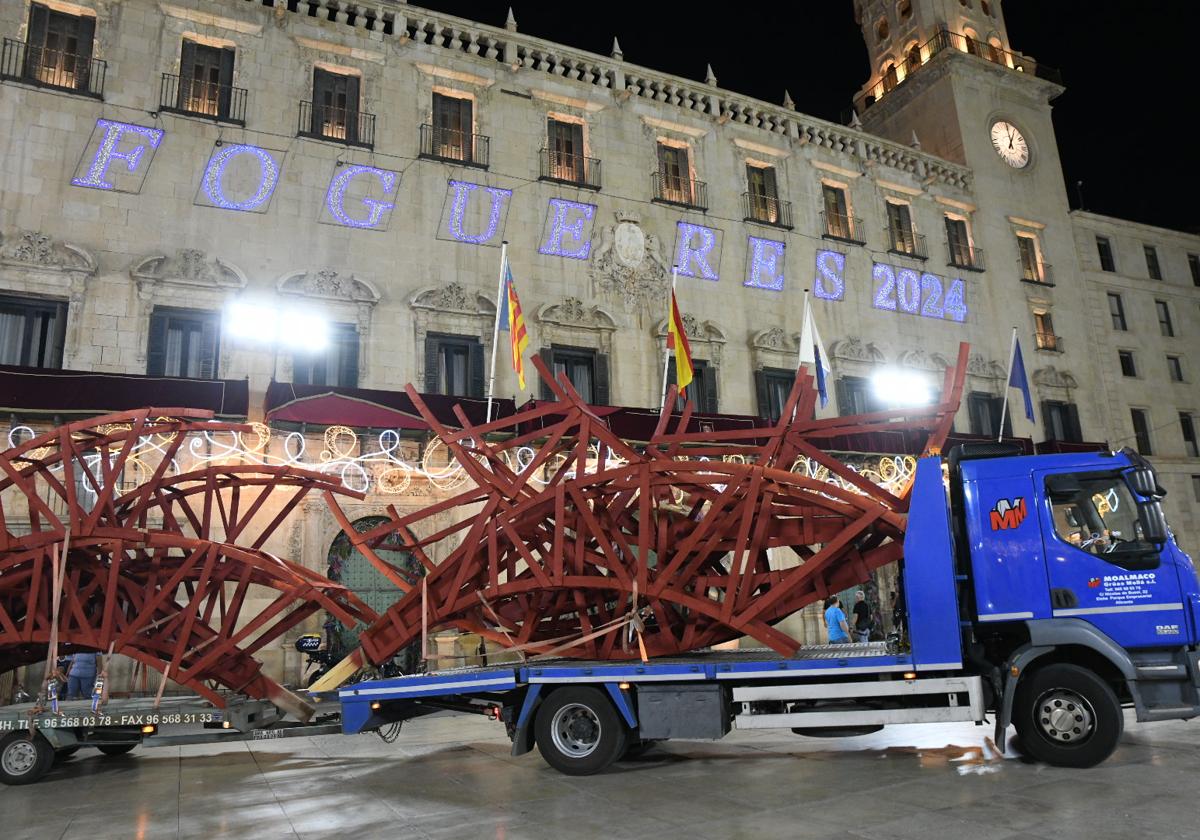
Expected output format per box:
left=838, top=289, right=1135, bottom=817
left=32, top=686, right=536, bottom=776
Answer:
left=0, top=732, right=54, bottom=785
left=97, top=744, right=137, bottom=757
left=54, top=745, right=81, bottom=762
left=1014, top=663, right=1123, bottom=768
left=534, top=687, right=627, bottom=776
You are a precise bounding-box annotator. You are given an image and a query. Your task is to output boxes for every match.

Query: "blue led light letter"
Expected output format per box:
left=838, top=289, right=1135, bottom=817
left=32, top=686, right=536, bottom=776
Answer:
left=744, top=236, right=785, bottom=291
left=538, top=199, right=596, bottom=260
left=446, top=180, right=512, bottom=244
left=813, top=250, right=846, bottom=301
left=325, top=164, right=398, bottom=229
left=71, top=120, right=164, bottom=191
left=674, top=222, right=720, bottom=281
left=201, top=144, right=281, bottom=212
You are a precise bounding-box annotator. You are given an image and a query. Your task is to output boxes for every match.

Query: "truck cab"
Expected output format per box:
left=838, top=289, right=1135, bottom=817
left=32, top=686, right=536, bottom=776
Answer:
left=952, top=444, right=1200, bottom=765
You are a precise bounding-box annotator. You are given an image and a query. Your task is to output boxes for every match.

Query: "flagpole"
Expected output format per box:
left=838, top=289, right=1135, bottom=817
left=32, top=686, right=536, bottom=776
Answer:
left=660, top=266, right=678, bottom=412
left=485, top=240, right=509, bottom=423
left=792, top=290, right=811, bottom=422
left=997, top=326, right=1018, bottom=443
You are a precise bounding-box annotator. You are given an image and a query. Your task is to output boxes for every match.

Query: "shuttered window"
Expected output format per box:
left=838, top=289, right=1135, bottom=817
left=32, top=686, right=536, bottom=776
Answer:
left=547, top=118, right=585, bottom=183
left=1130, top=408, right=1153, bottom=455
left=146, top=306, right=220, bottom=379
left=539, top=346, right=609, bottom=405
left=754, top=367, right=797, bottom=422
left=746, top=164, right=780, bottom=224
left=0, top=294, right=66, bottom=368
left=667, top=358, right=719, bottom=414
left=886, top=202, right=915, bottom=253
left=312, top=67, right=360, bottom=143
left=424, top=333, right=484, bottom=397
left=967, top=392, right=1012, bottom=438
left=656, top=143, right=691, bottom=205
left=433, top=93, right=473, bottom=162
left=1042, top=401, right=1082, bottom=443
left=178, top=40, right=235, bottom=119
left=945, top=217, right=971, bottom=266
left=24, top=3, right=95, bottom=91
left=293, top=322, right=359, bottom=387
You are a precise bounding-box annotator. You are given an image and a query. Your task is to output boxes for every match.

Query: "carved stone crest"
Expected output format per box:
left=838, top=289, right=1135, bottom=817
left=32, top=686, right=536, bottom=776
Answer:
left=590, top=211, right=671, bottom=311
left=131, top=250, right=246, bottom=291
left=278, top=269, right=379, bottom=304
left=898, top=349, right=949, bottom=371
left=831, top=337, right=886, bottom=364
left=967, top=353, right=1006, bottom=380
left=410, top=282, right=493, bottom=316
left=537, top=297, right=617, bottom=331
left=1, top=229, right=95, bottom=273
left=1033, top=366, right=1078, bottom=390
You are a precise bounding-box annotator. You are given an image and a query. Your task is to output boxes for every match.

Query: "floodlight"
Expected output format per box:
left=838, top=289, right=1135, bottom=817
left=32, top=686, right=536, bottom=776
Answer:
left=870, top=368, right=933, bottom=407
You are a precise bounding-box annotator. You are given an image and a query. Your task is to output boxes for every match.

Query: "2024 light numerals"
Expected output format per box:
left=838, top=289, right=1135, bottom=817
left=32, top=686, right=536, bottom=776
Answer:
left=871, top=264, right=967, bottom=323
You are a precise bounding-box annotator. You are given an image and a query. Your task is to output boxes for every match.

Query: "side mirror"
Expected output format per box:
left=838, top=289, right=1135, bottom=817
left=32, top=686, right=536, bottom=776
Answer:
left=1138, top=499, right=1169, bottom=545
left=1126, top=466, right=1162, bottom=499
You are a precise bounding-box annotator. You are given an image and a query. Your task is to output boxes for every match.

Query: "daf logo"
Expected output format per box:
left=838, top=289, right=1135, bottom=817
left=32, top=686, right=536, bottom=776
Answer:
left=1155, top=624, right=1180, bottom=636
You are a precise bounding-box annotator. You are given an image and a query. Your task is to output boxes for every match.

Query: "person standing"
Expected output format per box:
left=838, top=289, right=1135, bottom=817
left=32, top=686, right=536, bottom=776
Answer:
left=824, top=596, right=851, bottom=645
left=64, top=651, right=101, bottom=700
left=852, top=590, right=872, bottom=643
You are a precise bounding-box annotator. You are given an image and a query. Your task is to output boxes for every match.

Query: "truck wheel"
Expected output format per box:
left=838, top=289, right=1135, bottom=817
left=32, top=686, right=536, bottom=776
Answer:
left=534, top=687, right=627, bottom=776
left=1014, top=663, right=1123, bottom=768
left=0, top=732, right=54, bottom=785
left=54, top=746, right=81, bottom=762
left=97, top=744, right=136, bottom=757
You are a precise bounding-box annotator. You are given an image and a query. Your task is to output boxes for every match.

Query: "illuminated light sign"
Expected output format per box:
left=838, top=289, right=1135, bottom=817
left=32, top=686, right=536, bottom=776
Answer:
left=199, top=143, right=283, bottom=212
left=743, top=236, right=785, bottom=291
left=71, top=119, right=164, bottom=193
left=674, top=222, right=722, bottom=281
left=813, top=249, right=846, bottom=301
left=872, top=262, right=967, bottom=322
left=323, top=164, right=400, bottom=230
left=442, top=180, right=512, bottom=246
left=538, top=198, right=596, bottom=260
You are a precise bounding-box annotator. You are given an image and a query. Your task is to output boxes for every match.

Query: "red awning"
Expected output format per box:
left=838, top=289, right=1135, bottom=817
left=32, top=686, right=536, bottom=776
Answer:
left=263, top=381, right=516, bottom=430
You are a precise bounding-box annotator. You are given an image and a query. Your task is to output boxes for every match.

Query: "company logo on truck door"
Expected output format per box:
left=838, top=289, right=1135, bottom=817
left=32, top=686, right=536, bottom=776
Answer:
left=989, top=497, right=1028, bottom=530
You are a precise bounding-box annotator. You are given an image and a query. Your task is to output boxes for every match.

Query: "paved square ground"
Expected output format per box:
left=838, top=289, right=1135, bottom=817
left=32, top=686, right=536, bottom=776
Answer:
left=3, top=711, right=1198, bottom=839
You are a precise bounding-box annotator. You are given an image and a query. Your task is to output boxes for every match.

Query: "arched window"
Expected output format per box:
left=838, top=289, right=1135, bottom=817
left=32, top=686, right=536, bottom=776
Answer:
left=876, top=17, right=890, bottom=42
left=881, top=60, right=898, bottom=92
left=905, top=42, right=922, bottom=73
left=987, top=36, right=1004, bottom=64
left=963, top=27, right=982, bottom=56
left=898, top=0, right=912, bottom=21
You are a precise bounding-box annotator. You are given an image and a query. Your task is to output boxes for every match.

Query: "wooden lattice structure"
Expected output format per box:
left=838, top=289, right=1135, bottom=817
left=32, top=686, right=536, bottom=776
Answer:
left=321, top=344, right=970, bottom=677
left=0, top=409, right=377, bottom=717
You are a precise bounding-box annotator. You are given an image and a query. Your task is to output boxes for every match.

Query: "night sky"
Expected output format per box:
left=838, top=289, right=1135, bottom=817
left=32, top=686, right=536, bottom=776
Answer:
left=413, top=2, right=1199, bottom=233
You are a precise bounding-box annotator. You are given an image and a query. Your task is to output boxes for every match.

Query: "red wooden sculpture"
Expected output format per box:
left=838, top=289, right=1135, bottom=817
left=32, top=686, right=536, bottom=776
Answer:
left=324, top=344, right=970, bottom=674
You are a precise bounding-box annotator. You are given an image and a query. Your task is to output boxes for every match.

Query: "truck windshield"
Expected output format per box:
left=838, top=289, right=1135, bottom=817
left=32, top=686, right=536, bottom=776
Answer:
left=1047, top=473, right=1154, bottom=559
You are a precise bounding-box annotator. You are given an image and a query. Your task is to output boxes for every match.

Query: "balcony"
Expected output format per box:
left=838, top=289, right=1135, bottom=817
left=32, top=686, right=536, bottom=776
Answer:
left=297, top=101, right=375, bottom=149
left=742, top=192, right=793, bottom=230
left=887, top=228, right=927, bottom=260
left=1020, top=261, right=1055, bottom=286
left=821, top=211, right=865, bottom=245
left=1, top=38, right=105, bottom=98
left=652, top=172, right=708, bottom=211
left=419, top=123, right=490, bottom=169
left=538, top=148, right=601, bottom=190
left=1034, top=331, right=1063, bottom=353
left=159, top=73, right=247, bottom=125
left=857, top=27, right=1062, bottom=111
left=947, top=242, right=986, bottom=272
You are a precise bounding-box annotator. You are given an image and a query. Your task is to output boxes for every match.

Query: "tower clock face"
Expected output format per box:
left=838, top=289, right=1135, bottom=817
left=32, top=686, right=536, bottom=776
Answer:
left=991, top=120, right=1030, bottom=168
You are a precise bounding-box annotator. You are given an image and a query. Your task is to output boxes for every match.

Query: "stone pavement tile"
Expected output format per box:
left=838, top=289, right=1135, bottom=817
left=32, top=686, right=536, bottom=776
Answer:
left=852, top=806, right=1031, bottom=840
left=691, top=808, right=855, bottom=840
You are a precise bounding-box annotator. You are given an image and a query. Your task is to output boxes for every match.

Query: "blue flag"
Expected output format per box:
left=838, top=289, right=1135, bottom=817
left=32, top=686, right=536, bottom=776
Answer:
left=1009, top=338, right=1035, bottom=422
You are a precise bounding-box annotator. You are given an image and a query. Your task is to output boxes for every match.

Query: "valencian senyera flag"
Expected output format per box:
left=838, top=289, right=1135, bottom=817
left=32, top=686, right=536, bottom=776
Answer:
left=498, top=261, right=529, bottom=389
left=667, top=288, right=694, bottom=391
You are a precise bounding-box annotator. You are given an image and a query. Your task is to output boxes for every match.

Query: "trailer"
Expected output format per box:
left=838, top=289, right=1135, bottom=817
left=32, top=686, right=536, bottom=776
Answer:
left=336, top=448, right=1200, bottom=775
left=0, top=694, right=342, bottom=785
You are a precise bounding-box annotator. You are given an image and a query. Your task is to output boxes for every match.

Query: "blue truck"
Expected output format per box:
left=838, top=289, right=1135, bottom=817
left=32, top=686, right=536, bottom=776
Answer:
left=335, top=443, right=1200, bottom=774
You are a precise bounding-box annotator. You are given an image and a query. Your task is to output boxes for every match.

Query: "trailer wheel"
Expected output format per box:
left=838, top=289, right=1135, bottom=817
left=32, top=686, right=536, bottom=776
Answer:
left=534, top=687, right=627, bottom=776
left=97, top=744, right=136, bottom=757
left=0, top=732, right=54, bottom=785
left=1014, top=663, right=1123, bottom=768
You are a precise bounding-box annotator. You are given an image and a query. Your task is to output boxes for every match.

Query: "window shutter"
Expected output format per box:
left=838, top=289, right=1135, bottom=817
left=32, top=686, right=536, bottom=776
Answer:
left=539, top=347, right=555, bottom=401
left=459, top=97, right=474, bottom=161
left=469, top=339, right=485, bottom=398
left=25, top=4, right=49, bottom=80
left=176, top=39, right=196, bottom=110
left=311, top=67, right=333, bottom=133
left=74, top=13, right=95, bottom=91
left=754, top=369, right=770, bottom=419
left=424, top=335, right=440, bottom=394
left=338, top=327, right=359, bottom=387
left=656, top=142, right=669, bottom=178
left=1065, top=404, right=1081, bottom=443
left=1040, top=400, right=1054, bottom=439
left=570, top=121, right=584, bottom=181
left=217, top=47, right=235, bottom=118
left=344, top=73, right=361, bottom=144
left=593, top=352, right=610, bottom=406
left=835, top=378, right=851, bottom=417
left=198, top=316, right=219, bottom=380
left=701, top=365, right=719, bottom=414
left=763, top=166, right=778, bottom=200
left=146, top=310, right=168, bottom=376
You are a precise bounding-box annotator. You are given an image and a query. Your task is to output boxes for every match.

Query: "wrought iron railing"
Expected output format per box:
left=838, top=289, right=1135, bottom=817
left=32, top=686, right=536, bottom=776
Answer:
left=947, top=241, right=986, bottom=271
left=886, top=228, right=927, bottom=259
left=652, top=172, right=708, bottom=210
left=419, top=123, right=490, bottom=168
left=821, top=211, right=865, bottom=244
left=1020, top=260, right=1054, bottom=285
left=1035, top=332, right=1063, bottom=352
left=538, top=148, right=601, bottom=190
left=297, top=101, right=375, bottom=148
left=742, top=192, right=793, bottom=229
left=159, top=72, right=247, bottom=125
left=1, top=38, right=105, bottom=98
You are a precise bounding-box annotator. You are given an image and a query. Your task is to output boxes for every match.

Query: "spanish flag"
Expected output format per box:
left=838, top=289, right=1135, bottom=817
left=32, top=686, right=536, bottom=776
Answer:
left=498, top=262, right=529, bottom=389
left=667, top=289, right=693, bottom=391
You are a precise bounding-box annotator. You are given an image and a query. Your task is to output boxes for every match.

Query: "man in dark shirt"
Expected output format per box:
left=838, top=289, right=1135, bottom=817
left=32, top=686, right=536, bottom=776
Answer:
left=852, top=590, right=872, bottom=643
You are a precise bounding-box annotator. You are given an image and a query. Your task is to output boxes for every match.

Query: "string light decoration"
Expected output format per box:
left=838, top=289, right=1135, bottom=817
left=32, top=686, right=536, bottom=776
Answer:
left=446, top=179, right=512, bottom=244
left=71, top=119, right=164, bottom=191
left=325, top=164, right=399, bottom=229
left=814, top=249, right=847, bottom=300
left=744, top=235, right=786, bottom=290
left=874, top=262, right=970, bottom=322
left=538, top=198, right=596, bottom=259
left=674, top=221, right=721, bottom=280
left=201, top=143, right=282, bottom=212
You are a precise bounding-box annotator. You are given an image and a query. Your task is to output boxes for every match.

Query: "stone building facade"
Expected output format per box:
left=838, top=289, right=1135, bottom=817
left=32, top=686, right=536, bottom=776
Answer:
left=1, top=0, right=1197, bottom=683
